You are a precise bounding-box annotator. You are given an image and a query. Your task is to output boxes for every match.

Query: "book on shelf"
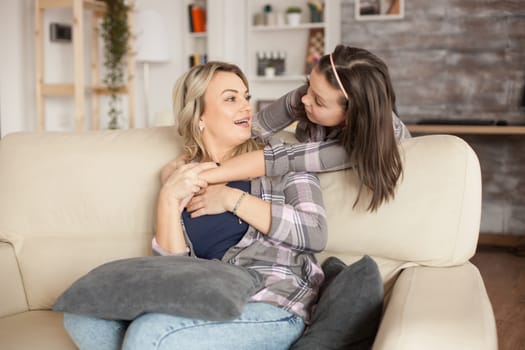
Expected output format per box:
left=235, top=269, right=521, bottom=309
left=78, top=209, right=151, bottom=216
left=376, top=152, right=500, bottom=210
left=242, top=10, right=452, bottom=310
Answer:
left=188, top=4, right=206, bottom=33
left=187, top=4, right=194, bottom=32
left=189, top=53, right=208, bottom=67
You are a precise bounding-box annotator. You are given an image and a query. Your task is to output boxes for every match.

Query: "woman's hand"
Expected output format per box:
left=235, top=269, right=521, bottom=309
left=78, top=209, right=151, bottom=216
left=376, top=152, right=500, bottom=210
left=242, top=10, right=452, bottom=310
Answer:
left=188, top=184, right=271, bottom=234
left=160, top=154, right=188, bottom=185
left=160, top=162, right=218, bottom=212
left=186, top=184, right=238, bottom=218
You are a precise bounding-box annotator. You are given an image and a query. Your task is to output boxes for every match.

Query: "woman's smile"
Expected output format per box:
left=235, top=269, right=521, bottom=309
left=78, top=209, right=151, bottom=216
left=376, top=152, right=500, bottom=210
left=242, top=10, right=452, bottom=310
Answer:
left=233, top=116, right=251, bottom=128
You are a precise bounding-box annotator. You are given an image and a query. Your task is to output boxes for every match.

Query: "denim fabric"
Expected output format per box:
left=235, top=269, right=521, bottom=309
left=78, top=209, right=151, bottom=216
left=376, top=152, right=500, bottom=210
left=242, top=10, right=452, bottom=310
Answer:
left=64, top=302, right=304, bottom=350
left=63, top=314, right=129, bottom=350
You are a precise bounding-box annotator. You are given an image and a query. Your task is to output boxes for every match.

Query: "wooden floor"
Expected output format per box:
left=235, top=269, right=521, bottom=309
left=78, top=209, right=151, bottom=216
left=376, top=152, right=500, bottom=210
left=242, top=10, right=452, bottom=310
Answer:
left=470, top=245, right=525, bottom=350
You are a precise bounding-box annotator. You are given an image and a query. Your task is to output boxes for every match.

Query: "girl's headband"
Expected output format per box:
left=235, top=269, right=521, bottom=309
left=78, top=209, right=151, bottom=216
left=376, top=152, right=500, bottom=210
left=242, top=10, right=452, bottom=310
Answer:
left=329, top=53, right=349, bottom=100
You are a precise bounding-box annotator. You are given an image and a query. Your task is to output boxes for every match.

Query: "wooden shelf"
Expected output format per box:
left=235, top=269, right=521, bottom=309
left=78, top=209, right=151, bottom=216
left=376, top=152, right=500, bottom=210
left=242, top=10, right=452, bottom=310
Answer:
left=90, top=85, right=129, bottom=95
left=249, top=22, right=325, bottom=31
left=42, top=84, right=129, bottom=96
left=38, top=0, right=106, bottom=13
left=478, top=233, right=525, bottom=248
left=407, top=124, right=525, bottom=135
left=189, top=32, right=207, bottom=38
left=42, top=84, right=75, bottom=96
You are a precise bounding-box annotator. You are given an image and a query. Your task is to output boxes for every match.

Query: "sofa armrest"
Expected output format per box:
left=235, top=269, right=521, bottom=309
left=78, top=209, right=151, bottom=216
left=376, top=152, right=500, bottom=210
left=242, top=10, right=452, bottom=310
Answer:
left=0, top=241, right=28, bottom=317
left=373, top=263, right=497, bottom=350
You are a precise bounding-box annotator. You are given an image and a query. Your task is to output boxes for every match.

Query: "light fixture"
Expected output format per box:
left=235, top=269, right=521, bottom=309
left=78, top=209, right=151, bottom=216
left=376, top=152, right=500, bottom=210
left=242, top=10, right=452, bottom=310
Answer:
left=135, top=9, right=170, bottom=127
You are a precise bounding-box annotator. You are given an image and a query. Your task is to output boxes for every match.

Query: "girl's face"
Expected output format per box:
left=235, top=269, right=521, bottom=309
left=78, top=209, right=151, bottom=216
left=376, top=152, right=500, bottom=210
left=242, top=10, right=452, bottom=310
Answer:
left=200, top=71, right=253, bottom=160
left=301, top=67, right=346, bottom=127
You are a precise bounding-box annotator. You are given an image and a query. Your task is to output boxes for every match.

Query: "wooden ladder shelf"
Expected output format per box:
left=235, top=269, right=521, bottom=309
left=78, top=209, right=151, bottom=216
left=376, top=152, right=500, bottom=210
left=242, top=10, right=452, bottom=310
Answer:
left=35, top=0, right=136, bottom=130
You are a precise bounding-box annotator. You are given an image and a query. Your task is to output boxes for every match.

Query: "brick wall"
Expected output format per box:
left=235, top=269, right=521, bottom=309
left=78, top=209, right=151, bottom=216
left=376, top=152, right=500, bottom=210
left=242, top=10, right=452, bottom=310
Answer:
left=340, top=0, right=525, bottom=234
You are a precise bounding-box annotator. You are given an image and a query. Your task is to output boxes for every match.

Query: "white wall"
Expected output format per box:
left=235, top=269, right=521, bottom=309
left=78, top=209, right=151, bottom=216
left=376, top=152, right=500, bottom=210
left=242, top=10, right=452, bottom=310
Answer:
left=0, top=0, right=339, bottom=136
left=0, top=0, right=33, bottom=137
left=134, top=0, right=185, bottom=127
left=0, top=0, right=186, bottom=136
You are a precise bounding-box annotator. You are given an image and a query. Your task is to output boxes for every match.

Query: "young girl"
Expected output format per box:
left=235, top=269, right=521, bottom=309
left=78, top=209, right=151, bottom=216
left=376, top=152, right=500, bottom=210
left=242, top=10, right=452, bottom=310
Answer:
left=191, top=45, right=411, bottom=213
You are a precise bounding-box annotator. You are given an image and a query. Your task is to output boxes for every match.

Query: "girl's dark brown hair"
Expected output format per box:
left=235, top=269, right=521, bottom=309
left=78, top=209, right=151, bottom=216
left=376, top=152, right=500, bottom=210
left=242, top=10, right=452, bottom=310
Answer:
left=302, top=45, right=403, bottom=211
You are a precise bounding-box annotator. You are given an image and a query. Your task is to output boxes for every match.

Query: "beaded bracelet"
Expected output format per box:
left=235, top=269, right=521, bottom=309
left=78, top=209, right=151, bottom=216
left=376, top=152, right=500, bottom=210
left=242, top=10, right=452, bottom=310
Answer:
left=232, top=191, right=248, bottom=223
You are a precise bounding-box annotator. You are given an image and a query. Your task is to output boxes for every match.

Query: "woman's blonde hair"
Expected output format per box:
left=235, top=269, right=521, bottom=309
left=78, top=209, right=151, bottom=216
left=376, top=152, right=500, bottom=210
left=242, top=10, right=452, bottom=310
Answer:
left=172, top=61, right=262, bottom=161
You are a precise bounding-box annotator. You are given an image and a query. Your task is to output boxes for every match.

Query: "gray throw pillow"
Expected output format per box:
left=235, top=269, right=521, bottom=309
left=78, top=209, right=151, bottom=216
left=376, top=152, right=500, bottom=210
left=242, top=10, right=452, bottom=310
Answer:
left=290, top=255, right=384, bottom=350
left=53, top=256, right=263, bottom=321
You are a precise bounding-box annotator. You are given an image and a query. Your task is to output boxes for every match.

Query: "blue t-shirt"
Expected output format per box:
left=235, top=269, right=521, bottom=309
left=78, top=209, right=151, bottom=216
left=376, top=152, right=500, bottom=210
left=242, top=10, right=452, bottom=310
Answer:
left=182, top=181, right=251, bottom=260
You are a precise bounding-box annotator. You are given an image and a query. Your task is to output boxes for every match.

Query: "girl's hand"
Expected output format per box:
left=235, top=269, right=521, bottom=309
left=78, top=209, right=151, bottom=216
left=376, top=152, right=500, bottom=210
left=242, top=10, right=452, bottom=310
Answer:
left=160, top=162, right=218, bottom=212
left=186, top=184, right=237, bottom=218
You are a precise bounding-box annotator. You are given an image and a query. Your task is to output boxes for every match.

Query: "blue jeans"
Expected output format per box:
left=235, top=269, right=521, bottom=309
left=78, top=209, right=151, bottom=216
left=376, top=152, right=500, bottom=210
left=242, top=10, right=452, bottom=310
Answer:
left=64, top=302, right=305, bottom=350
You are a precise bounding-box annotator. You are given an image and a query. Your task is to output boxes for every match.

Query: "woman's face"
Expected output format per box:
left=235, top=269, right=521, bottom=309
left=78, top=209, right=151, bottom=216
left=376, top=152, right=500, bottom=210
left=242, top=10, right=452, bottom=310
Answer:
left=200, top=71, right=253, bottom=159
left=301, top=67, right=346, bottom=127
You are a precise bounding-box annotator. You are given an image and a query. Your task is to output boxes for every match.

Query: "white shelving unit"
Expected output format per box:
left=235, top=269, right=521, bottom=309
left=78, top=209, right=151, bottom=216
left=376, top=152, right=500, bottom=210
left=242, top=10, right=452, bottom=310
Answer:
left=245, top=0, right=341, bottom=103
left=183, top=0, right=208, bottom=68
left=179, top=0, right=341, bottom=103
left=249, top=23, right=326, bottom=32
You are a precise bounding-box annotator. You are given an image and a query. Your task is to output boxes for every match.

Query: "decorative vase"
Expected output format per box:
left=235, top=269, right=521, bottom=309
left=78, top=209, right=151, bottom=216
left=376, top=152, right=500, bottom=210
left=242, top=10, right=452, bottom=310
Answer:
left=265, top=66, right=276, bottom=78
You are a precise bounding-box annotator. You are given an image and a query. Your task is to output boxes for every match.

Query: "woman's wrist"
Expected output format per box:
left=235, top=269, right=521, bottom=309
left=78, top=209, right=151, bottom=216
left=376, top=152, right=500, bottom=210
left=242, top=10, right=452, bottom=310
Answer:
left=232, top=191, right=248, bottom=217
left=227, top=188, right=245, bottom=213
left=158, top=188, right=184, bottom=210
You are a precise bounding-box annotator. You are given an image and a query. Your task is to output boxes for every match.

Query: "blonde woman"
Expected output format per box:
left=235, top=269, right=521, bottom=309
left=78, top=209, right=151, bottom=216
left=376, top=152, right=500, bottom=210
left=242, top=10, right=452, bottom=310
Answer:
left=63, top=62, right=327, bottom=350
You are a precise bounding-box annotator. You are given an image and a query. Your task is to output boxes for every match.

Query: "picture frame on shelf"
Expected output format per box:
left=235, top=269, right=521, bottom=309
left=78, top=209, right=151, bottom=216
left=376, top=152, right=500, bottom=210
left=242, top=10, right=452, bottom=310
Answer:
left=304, top=28, right=324, bottom=74
left=355, top=0, right=404, bottom=21
left=256, top=100, right=275, bottom=112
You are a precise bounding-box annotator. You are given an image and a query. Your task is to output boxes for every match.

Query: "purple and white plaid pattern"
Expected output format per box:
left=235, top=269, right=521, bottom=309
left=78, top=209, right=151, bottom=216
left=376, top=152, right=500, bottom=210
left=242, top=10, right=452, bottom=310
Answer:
left=153, top=149, right=327, bottom=323
left=255, top=86, right=411, bottom=176
left=221, top=168, right=327, bottom=322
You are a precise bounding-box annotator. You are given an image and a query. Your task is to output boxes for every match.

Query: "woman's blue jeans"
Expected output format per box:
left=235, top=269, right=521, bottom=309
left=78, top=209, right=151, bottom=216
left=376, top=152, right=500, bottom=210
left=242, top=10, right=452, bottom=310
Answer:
left=64, top=302, right=305, bottom=350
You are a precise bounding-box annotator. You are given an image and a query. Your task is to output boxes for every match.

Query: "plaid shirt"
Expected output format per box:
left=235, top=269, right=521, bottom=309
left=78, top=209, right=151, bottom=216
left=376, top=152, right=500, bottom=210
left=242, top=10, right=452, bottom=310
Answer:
left=221, top=167, right=327, bottom=322
left=255, top=85, right=411, bottom=176
left=154, top=151, right=327, bottom=322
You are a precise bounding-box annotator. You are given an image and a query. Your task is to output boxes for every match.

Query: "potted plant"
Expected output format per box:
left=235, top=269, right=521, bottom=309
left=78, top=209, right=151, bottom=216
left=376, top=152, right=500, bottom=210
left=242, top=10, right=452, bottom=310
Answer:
left=100, top=0, right=132, bottom=129
left=286, top=6, right=302, bottom=26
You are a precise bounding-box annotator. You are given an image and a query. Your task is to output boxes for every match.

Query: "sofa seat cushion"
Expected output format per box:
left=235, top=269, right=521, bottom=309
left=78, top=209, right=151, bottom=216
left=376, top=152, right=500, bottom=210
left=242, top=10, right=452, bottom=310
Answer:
left=0, top=310, right=75, bottom=350
left=374, top=263, right=498, bottom=350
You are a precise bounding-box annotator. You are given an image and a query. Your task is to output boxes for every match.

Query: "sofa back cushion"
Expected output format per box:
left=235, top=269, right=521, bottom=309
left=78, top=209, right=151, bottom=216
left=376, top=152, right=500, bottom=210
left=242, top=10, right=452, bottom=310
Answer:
left=0, top=128, right=481, bottom=310
left=0, top=127, right=181, bottom=309
left=318, top=135, right=481, bottom=267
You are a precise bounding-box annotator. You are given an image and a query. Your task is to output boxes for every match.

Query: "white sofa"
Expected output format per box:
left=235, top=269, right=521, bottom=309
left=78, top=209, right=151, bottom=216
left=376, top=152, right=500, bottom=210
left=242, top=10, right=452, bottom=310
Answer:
left=0, top=127, right=497, bottom=349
